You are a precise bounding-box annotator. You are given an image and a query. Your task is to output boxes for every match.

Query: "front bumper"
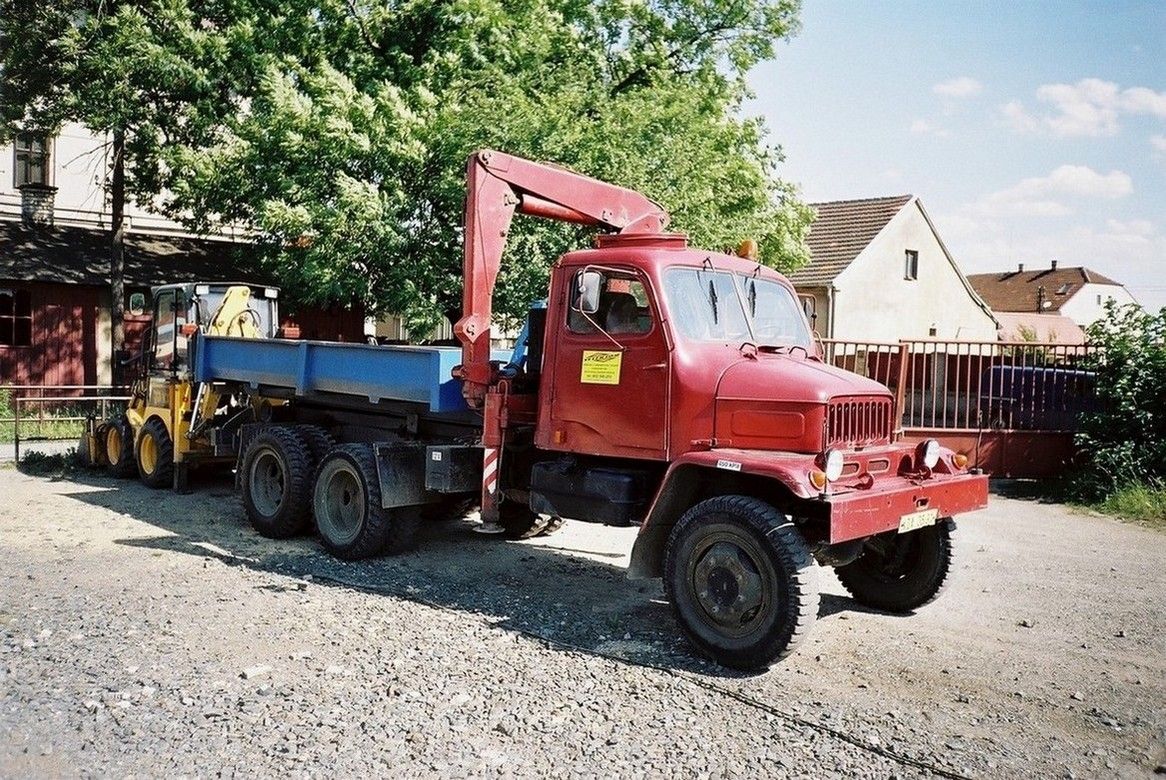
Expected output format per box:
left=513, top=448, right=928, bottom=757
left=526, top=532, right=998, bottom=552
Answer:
left=824, top=471, right=989, bottom=544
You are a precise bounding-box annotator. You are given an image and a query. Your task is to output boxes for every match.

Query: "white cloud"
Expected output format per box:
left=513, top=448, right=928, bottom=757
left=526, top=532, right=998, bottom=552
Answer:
left=974, top=165, right=1132, bottom=217
left=909, top=118, right=948, bottom=137
left=1002, top=78, right=1166, bottom=137
left=933, top=77, right=983, bottom=99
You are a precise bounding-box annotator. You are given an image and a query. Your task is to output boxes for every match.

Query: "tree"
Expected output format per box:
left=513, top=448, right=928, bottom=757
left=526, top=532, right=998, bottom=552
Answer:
left=2, top=0, right=813, bottom=336
left=1072, top=302, right=1166, bottom=499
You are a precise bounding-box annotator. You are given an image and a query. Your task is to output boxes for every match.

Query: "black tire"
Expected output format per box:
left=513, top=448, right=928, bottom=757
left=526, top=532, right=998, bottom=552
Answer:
left=835, top=519, right=956, bottom=613
left=313, top=444, right=419, bottom=559
left=240, top=426, right=314, bottom=538
left=292, top=424, right=336, bottom=466
left=103, top=418, right=136, bottom=478
left=498, top=501, right=560, bottom=539
left=136, top=418, right=174, bottom=489
left=664, top=495, right=818, bottom=671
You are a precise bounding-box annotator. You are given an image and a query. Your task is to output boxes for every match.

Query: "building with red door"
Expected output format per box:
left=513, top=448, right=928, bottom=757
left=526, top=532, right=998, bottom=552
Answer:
left=1, top=123, right=364, bottom=389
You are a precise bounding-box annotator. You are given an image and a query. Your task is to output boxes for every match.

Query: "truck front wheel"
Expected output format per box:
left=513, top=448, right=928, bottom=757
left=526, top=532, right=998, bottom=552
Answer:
left=664, top=495, right=818, bottom=671
left=834, top=520, right=955, bottom=613
left=240, top=426, right=313, bottom=538
left=313, top=444, right=419, bottom=560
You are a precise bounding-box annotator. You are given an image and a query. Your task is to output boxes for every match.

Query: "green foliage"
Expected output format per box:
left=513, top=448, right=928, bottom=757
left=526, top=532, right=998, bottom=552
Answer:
left=1, top=0, right=813, bottom=334
left=1096, top=484, right=1166, bottom=529
left=1072, top=302, right=1166, bottom=500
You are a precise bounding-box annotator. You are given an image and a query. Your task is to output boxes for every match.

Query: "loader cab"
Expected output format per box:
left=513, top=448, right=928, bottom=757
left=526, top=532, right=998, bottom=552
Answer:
left=144, top=282, right=280, bottom=375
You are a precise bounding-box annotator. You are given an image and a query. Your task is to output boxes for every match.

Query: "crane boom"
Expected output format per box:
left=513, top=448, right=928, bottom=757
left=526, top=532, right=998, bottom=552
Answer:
left=453, top=149, right=671, bottom=407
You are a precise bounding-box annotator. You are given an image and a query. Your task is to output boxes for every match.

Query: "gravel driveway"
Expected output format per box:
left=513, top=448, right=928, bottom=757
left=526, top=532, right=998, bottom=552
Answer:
left=1, top=466, right=1163, bottom=778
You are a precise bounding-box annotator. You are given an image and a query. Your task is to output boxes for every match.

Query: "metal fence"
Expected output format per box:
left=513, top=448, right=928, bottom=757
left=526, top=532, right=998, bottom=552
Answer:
left=821, top=340, right=1099, bottom=432
left=1, top=385, right=130, bottom=461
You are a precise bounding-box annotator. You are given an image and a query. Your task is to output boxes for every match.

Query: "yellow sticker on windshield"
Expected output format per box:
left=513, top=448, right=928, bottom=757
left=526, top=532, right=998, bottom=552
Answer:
left=581, top=350, right=623, bottom=385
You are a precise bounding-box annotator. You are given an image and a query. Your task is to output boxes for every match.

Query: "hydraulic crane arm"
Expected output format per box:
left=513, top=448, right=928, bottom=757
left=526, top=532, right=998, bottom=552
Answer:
left=453, top=149, right=670, bottom=407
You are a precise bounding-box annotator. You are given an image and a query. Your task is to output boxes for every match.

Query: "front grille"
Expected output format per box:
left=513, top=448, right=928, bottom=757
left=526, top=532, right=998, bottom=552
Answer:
left=826, top=396, right=894, bottom=449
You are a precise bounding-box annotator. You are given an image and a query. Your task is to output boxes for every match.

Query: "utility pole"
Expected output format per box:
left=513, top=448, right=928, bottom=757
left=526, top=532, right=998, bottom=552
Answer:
left=110, top=127, right=126, bottom=386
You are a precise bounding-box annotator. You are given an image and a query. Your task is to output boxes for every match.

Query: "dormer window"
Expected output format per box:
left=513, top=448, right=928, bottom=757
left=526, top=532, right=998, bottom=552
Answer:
left=1055, top=283, right=1072, bottom=295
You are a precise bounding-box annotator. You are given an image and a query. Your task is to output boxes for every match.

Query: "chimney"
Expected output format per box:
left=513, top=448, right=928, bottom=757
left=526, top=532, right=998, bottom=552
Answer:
left=1051, top=259, right=1058, bottom=271
left=1017, top=262, right=1024, bottom=273
left=18, top=183, right=57, bottom=227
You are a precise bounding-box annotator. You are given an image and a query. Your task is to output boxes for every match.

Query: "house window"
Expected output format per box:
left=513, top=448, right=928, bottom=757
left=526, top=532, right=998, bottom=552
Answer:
left=13, top=134, right=51, bottom=187
left=0, top=288, right=33, bottom=347
left=904, top=250, right=919, bottom=281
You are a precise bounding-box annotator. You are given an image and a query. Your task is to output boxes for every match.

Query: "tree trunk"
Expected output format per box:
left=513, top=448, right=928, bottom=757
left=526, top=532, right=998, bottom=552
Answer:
left=110, top=128, right=126, bottom=387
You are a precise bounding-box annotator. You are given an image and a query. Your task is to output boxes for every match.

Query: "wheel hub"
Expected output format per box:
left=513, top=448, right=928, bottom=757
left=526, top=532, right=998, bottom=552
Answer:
left=693, top=541, right=765, bottom=628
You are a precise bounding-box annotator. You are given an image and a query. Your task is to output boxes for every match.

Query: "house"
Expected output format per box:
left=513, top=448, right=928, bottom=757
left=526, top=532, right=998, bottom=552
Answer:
left=966, top=262, right=1138, bottom=332
left=0, top=123, right=363, bottom=388
left=788, top=195, right=997, bottom=343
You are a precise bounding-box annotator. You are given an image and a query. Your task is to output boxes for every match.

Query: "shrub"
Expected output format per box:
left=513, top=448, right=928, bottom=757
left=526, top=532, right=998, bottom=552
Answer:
left=1072, top=303, right=1166, bottom=500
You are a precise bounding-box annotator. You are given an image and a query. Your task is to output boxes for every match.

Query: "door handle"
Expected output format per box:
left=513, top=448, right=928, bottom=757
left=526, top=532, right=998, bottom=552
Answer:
left=643, top=362, right=667, bottom=370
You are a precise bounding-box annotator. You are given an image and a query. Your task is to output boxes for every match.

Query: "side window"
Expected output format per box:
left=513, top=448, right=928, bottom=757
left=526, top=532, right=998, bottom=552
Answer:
left=568, top=270, right=653, bottom=336
left=904, top=249, right=919, bottom=281
left=154, top=290, right=176, bottom=366
left=0, top=288, right=33, bottom=347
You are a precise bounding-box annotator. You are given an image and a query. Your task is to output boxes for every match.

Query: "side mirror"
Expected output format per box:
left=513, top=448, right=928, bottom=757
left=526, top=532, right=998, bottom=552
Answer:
left=128, top=292, right=146, bottom=316
left=574, top=270, right=603, bottom=315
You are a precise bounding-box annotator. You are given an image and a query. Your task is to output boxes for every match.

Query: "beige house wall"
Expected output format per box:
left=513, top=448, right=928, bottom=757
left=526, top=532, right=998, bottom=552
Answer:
left=1058, top=283, right=1139, bottom=327
left=830, top=201, right=997, bottom=343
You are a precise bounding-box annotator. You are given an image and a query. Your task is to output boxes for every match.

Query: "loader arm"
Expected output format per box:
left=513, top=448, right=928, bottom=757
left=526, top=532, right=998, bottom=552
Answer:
left=453, top=149, right=670, bottom=407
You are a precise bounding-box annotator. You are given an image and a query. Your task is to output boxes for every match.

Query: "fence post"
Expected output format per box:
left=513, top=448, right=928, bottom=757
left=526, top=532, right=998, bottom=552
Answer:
left=894, top=341, right=909, bottom=429
left=13, top=397, right=20, bottom=463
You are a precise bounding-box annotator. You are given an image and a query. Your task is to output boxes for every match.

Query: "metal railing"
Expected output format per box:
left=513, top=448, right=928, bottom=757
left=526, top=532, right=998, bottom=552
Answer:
left=821, top=340, right=1099, bottom=432
left=1, top=385, right=130, bottom=461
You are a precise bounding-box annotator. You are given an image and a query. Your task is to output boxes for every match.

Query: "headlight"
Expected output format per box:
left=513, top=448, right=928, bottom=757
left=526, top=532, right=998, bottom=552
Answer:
left=823, top=449, right=844, bottom=481
left=918, top=439, right=941, bottom=469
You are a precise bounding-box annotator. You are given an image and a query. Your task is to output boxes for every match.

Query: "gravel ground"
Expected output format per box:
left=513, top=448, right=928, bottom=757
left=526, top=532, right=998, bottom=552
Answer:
left=0, top=466, right=1163, bottom=778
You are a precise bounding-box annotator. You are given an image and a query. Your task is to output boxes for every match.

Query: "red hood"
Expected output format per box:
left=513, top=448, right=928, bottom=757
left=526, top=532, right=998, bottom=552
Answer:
left=715, top=352, right=892, bottom=404
left=711, top=353, right=893, bottom=453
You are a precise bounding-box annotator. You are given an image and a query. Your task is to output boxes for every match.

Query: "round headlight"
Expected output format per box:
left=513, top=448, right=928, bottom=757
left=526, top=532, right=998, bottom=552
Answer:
left=919, top=439, right=941, bottom=469
left=823, top=449, right=845, bottom=481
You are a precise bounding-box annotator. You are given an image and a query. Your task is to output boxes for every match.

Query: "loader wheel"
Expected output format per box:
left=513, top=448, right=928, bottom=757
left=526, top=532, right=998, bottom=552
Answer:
left=103, top=419, right=136, bottom=478
left=498, top=502, right=564, bottom=539
left=664, top=495, right=818, bottom=671
left=835, top=519, right=955, bottom=613
left=136, top=418, right=174, bottom=489
left=313, top=444, right=419, bottom=560
left=292, top=424, right=336, bottom=466
left=240, top=426, right=314, bottom=539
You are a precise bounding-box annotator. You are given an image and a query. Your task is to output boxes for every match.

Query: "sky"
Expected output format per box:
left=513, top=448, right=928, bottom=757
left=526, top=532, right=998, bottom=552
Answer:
left=746, top=0, right=1166, bottom=312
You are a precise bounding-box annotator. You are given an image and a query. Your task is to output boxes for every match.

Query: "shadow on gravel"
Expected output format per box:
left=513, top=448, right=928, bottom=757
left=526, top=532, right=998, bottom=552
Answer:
left=60, top=469, right=876, bottom=678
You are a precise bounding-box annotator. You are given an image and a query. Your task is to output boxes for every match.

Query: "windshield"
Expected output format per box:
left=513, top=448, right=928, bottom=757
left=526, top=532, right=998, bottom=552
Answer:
left=663, top=268, right=812, bottom=349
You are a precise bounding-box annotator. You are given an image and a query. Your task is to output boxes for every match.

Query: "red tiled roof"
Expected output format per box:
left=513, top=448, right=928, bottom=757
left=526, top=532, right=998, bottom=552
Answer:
left=787, top=195, right=913, bottom=286
left=965, top=266, right=1122, bottom=313
left=994, top=312, right=1086, bottom=345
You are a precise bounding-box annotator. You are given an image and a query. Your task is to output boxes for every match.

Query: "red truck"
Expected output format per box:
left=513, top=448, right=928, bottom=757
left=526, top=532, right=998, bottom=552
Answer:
left=160, top=150, right=988, bottom=670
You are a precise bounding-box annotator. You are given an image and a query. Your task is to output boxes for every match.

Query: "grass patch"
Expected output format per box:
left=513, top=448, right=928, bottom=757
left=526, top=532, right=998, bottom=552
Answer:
left=1094, top=484, right=1166, bottom=530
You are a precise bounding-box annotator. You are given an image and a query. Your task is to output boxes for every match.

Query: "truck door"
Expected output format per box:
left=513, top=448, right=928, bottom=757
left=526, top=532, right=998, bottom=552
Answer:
left=542, top=267, right=669, bottom=459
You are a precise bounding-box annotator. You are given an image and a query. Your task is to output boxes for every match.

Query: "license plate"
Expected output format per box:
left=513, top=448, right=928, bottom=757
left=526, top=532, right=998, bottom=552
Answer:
left=898, top=508, right=939, bottom=534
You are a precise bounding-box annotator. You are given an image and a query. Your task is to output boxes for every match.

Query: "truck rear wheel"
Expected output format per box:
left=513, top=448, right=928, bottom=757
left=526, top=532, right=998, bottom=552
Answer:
left=103, top=419, right=136, bottom=478
left=835, top=519, right=955, bottom=613
left=292, top=424, right=336, bottom=466
left=313, top=444, right=419, bottom=559
left=136, top=418, right=174, bottom=488
left=664, top=495, right=818, bottom=671
left=240, top=426, right=314, bottom=538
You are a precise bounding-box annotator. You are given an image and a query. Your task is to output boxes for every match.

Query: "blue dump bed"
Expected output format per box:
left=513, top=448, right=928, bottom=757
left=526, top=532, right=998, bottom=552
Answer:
left=192, top=335, right=506, bottom=414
